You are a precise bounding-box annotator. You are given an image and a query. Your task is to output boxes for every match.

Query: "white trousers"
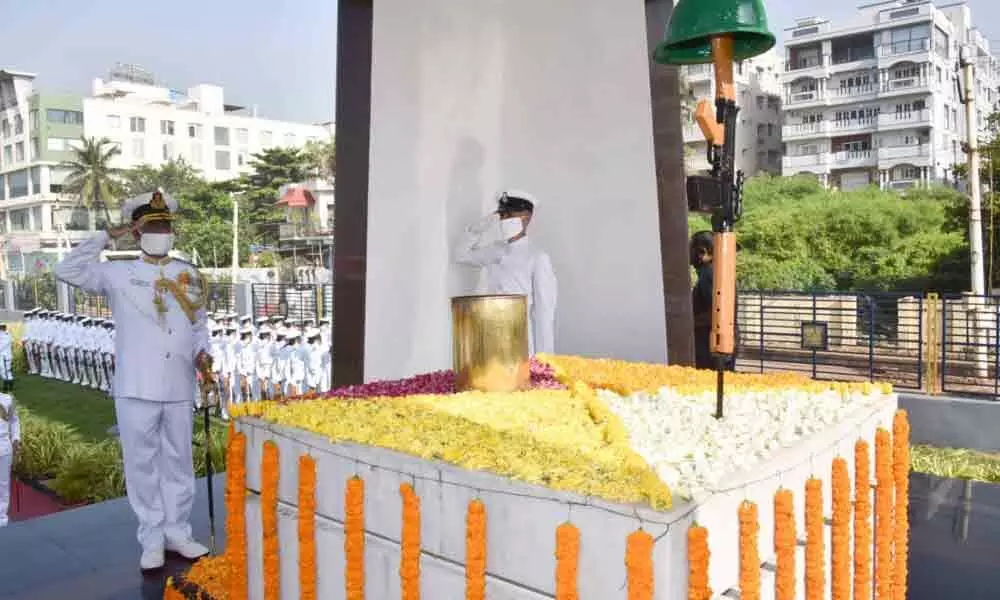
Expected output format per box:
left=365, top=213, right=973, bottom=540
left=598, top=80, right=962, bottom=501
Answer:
left=0, top=453, right=10, bottom=527
left=0, top=355, right=11, bottom=381
left=25, top=343, right=37, bottom=374
left=114, top=397, right=195, bottom=550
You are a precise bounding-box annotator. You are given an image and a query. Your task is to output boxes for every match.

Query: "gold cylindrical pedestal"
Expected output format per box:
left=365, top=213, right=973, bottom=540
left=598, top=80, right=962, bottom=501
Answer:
left=451, top=294, right=530, bottom=393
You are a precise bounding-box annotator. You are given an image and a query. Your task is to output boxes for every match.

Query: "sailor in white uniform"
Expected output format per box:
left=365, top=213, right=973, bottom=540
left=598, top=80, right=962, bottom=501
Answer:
left=22, top=310, right=38, bottom=375
left=0, top=391, right=20, bottom=527
left=254, top=327, right=274, bottom=400
left=270, top=331, right=289, bottom=398
left=54, top=189, right=211, bottom=570
left=101, top=320, right=116, bottom=393
left=285, top=331, right=306, bottom=397
left=236, top=326, right=256, bottom=404
left=303, top=329, right=327, bottom=393
left=0, top=324, right=12, bottom=392
left=208, top=325, right=227, bottom=417
left=454, top=190, right=558, bottom=355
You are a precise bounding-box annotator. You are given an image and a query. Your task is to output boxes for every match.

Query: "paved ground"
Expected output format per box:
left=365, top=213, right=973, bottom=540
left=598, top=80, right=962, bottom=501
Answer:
left=0, top=473, right=996, bottom=599
left=0, top=475, right=225, bottom=600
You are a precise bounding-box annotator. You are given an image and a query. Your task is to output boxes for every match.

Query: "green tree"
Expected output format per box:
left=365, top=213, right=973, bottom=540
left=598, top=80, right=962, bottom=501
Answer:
left=303, top=138, right=336, bottom=180
left=119, top=158, right=203, bottom=198
left=234, top=147, right=315, bottom=247
left=60, top=136, right=123, bottom=227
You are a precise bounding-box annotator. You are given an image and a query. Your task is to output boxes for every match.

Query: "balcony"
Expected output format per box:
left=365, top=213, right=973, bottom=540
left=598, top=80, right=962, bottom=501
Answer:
left=783, top=153, right=827, bottom=172
left=782, top=122, right=827, bottom=139
left=684, top=64, right=713, bottom=83
left=877, top=110, right=932, bottom=129
left=782, top=55, right=829, bottom=81
left=887, top=179, right=918, bottom=190
left=830, top=149, right=876, bottom=169
left=830, top=117, right=877, bottom=134
left=682, top=124, right=702, bottom=143
left=881, top=76, right=931, bottom=95
left=785, top=90, right=824, bottom=106
left=879, top=39, right=930, bottom=60
left=827, top=85, right=878, bottom=103
left=878, top=144, right=931, bottom=164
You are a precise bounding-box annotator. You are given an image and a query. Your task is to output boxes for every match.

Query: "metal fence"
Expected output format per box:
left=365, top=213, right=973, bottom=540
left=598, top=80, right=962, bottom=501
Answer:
left=204, top=282, right=236, bottom=315
left=11, top=274, right=58, bottom=311
left=735, top=291, right=925, bottom=390
left=251, top=283, right=333, bottom=323
left=69, top=288, right=113, bottom=319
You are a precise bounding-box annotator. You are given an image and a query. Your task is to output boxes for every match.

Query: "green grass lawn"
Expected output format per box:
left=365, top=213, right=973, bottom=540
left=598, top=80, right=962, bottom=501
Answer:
left=911, top=445, right=1000, bottom=484
left=14, top=375, right=117, bottom=442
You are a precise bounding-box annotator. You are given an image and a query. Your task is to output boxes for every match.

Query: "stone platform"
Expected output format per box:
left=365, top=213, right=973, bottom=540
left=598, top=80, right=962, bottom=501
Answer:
left=236, top=391, right=897, bottom=599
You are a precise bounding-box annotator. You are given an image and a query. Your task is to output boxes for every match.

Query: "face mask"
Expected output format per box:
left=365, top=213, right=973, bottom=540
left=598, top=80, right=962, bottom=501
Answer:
left=140, top=233, right=174, bottom=256
left=500, top=218, right=523, bottom=240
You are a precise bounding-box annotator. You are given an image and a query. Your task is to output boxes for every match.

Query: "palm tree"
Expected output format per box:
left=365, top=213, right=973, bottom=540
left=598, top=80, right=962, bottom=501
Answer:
left=60, top=136, right=123, bottom=228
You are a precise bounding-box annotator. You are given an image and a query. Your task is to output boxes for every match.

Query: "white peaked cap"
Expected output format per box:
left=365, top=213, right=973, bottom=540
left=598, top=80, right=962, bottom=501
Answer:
left=499, top=189, right=539, bottom=209
left=120, top=188, right=178, bottom=223
left=305, top=328, right=322, bottom=339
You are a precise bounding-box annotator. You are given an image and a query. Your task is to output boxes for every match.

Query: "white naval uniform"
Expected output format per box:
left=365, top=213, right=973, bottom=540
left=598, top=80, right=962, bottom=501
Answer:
left=236, top=337, right=255, bottom=403
left=0, top=330, right=12, bottom=385
left=286, top=341, right=306, bottom=395
left=304, top=341, right=327, bottom=392
left=454, top=214, right=559, bottom=354
left=0, top=392, right=19, bottom=527
left=55, top=231, right=210, bottom=552
left=23, top=318, right=37, bottom=374
left=254, top=338, right=274, bottom=400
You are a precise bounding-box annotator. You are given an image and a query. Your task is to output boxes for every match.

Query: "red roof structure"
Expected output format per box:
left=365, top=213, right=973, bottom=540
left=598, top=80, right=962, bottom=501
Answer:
left=276, top=187, right=316, bottom=208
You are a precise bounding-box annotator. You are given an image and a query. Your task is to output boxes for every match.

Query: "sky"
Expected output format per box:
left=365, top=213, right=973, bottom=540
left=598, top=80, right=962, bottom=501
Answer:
left=0, top=0, right=998, bottom=125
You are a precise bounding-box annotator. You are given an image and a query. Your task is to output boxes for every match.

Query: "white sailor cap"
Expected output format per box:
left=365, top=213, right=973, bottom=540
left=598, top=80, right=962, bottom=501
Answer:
left=257, top=326, right=273, bottom=335
left=239, top=315, right=252, bottom=323
left=255, top=317, right=268, bottom=325
left=305, top=328, right=322, bottom=341
left=121, top=189, right=177, bottom=225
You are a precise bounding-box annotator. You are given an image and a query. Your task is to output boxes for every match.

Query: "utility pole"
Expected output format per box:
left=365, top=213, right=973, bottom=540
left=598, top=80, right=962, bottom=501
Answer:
left=231, top=194, right=240, bottom=282
left=960, top=47, right=987, bottom=296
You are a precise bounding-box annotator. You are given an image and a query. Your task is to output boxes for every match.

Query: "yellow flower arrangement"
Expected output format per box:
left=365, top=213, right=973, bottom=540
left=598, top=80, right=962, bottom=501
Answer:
left=233, top=388, right=672, bottom=509
left=537, top=354, right=893, bottom=396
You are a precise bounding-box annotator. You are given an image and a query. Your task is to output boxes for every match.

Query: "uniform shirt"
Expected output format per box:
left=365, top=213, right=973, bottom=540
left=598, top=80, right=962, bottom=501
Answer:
left=54, top=231, right=211, bottom=403
left=305, top=342, right=327, bottom=389
left=255, top=339, right=274, bottom=378
left=272, top=343, right=291, bottom=384
left=237, top=338, right=256, bottom=378
left=454, top=214, right=558, bottom=354
left=210, top=336, right=227, bottom=375
left=0, top=331, right=11, bottom=358
left=287, top=342, right=306, bottom=385
left=0, top=393, right=20, bottom=455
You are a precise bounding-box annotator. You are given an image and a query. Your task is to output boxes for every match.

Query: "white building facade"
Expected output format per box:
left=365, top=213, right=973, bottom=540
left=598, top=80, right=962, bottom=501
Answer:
left=780, top=0, right=1000, bottom=191
left=681, top=50, right=784, bottom=176
left=0, top=65, right=331, bottom=276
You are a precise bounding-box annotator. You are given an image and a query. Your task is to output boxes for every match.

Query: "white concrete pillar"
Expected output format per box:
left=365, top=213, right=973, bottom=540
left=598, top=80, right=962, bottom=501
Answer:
left=364, top=0, right=667, bottom=379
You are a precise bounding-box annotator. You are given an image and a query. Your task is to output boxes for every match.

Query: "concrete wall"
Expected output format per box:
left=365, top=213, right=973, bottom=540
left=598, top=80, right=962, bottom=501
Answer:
left=900, top=393, right=1000, bottom=453
left=363, top=0, right=666, bottom=381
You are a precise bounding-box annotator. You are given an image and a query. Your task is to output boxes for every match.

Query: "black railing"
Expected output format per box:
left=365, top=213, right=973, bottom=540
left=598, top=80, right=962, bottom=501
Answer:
left=735, top=291, right=925, bottom=390
left=939, top=294, right=1000, bottom=398
left=204, top=282, right=236, bottom=315
left=69, top=288, right=112, bottom=319
left=251, top=283, right=332, bottom=324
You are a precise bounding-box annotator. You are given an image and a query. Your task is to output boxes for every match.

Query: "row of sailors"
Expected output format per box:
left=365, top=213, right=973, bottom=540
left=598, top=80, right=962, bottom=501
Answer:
left=206, top=312, right=332, bottom=345
left=206, top=322, right=332, bottom=419
left=20, top=308, right=116, bottom=392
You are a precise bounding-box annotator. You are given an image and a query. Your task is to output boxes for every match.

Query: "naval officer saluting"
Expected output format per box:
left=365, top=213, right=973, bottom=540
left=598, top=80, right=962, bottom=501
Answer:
left=55, top=189, right=211, bottom=571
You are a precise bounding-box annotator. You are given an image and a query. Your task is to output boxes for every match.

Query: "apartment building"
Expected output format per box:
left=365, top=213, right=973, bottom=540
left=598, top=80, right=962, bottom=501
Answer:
left=781, top=0, right=1000, bottom=191
left=681, top=49, right=784, bottom=176
left=0, top=64, right=331, bottom=275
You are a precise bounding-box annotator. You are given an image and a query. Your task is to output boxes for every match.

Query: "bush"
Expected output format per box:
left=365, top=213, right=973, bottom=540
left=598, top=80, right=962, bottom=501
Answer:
left=13, top=404, right=229, bottom=504
left=7, top=321, right=27, bottom=376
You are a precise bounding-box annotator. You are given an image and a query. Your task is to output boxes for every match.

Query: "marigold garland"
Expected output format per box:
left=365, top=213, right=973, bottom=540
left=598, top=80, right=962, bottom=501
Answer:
left=555, top=522, right=580, bottom=600
left=738, top=501, right=760, bottom=600
left=687, top=525, right=711, bottom=600
left=345, top=476, right=366, bottom=600
left=805, top=477, right=825, bottom=600
left=261, top=440, right=281, bottom=600
left=400, top=483, right=422, bottom=600
left=854, top=439, right=872, bottom=600
left=625, top=529, right=654, bottom=600
left=830, top=457, right=851, bottom=600
left=773, top=488, right=796, bottom=600
left=299, top=455, right=318, bottom=600
left=874, top=428, right=894, bottom=600
left=893, top=411, right=911, bottom=600
left=465, top=499, right=487, bottom=600
left=225, top=430, right=248, bottom=600
left=163, top=578, right=185, bottom=600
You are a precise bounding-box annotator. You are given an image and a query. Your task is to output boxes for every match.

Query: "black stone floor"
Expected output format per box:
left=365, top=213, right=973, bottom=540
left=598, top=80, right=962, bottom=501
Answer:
left=0, top=475, right=225, bottom=600
left=1, top=473, right=998, bottom=599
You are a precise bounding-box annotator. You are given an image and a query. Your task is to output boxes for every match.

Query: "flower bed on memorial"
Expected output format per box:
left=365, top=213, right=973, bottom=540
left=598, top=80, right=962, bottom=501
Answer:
left=168, top=356, right=907, bottom=600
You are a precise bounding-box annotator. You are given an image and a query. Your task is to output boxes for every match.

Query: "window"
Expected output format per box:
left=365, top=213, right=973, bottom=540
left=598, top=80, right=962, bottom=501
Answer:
left=46, top=137, right=83, bottom=152
left=237, top=151, right=248, bottom=167
left=10, top=208, right=29, bottom=231
left=215, top=149, right=231, bottom=170
left=160, top=120, right=175, bottom=136
left=30, top=138, right=38, bottom=159
left=46, top=109, right=84, bottom=125
left=756, top=96, right=765, bottom=109
left=2, top=145, right=10, bottom=164
left=767, top=97, right=780, bottom=112
left=32, top=206, right=42, bottom=230
left=214, top=127, right=230, bottom=146
left=15, top=142, right=24, bottom=162
left=131, top=138, right=145, bottom=159
left=260, top=130, right=273, bottom=147
left=767, top=123, right=775, bottom=136
left=236, top=128, right=249, bottom=145
left=191, top=143, right=203, bottom=164
left=935, top=27, right=949, bottom=59
left=130, top=117, right=146, bottom=133
left=49, top=167, right=71, bottom=194
left=162, top=142, right=174, bottom=161
left=188, top=123, right=202, bottom=138
left=30, top=167, right=40, bottom=195
left=9, top=170, right=28, bottom=198
left=14, top=115, right=23, bottom=135
left=108, top=114, right=121, bottom=129
left=283, top=133, right=296, bottom=146
left=888, top=24, right=930, bottom=54
left=893, top=165, right=919, bottom=180
left=1, top=119, right=8, bottom=137
left=801, top=144, right=819, bottom=155
left=29, top=110, right=37, bottom=131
